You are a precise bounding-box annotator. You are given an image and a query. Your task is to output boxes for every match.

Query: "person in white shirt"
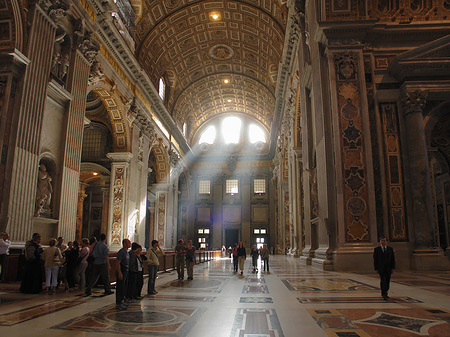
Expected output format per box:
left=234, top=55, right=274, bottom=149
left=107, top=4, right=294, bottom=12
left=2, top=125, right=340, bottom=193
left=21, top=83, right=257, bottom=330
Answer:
left=0, top=232, right=11, bottom=281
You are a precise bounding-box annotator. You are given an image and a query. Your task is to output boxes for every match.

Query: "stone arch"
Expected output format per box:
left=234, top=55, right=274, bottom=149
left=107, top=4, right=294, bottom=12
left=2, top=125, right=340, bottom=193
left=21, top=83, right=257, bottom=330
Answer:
left=149, top=142, right=169, bottom=183
left=90, top=82, right=131, bottom=152
left=424, top=100, right=450, bottom=148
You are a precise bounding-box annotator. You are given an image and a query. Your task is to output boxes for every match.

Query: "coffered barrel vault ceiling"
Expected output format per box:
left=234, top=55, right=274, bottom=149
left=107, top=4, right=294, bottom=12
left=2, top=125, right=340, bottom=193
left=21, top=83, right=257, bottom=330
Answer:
left=135, top=0, right=288, bottom=143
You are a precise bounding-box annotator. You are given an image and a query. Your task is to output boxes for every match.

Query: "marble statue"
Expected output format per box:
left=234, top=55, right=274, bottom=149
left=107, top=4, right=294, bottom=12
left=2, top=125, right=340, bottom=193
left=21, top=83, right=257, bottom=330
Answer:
left=35, top=164, right=53, bottom=217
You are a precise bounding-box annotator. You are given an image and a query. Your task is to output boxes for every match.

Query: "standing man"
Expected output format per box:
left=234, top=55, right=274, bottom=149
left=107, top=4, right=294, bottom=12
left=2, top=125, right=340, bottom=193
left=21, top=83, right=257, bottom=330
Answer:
left=85, top=233, right=113, bottom=296
left=373, top=235, right=396, bottom=300
left=147, top=240, right=164, bottom=295
left=0, top=232, right=11, bottom=281
left=116, top=238, right=131, bottom=310
left=185, top=240, right=196, bottom=280
left=175, top=239, right=185, bottom=280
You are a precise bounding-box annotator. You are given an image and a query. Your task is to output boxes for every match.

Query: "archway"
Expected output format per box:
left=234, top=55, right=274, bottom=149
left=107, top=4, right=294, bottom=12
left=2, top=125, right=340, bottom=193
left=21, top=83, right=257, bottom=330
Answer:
left=90, top=82, right=131, bottom=152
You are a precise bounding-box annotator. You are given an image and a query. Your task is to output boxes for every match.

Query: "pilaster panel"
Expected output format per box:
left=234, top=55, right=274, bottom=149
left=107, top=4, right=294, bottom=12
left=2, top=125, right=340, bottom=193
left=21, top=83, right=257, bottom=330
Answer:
left=332, top=50, right=372, bottom=243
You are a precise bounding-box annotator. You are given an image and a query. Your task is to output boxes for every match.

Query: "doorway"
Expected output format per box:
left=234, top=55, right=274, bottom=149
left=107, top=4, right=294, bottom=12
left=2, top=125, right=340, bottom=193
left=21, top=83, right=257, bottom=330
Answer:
left=225, top=229, right=239, bottom=250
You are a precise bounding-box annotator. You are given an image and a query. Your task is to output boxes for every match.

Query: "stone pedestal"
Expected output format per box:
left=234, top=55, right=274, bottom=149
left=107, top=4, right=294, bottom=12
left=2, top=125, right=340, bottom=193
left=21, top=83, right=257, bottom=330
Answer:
left=332, top=244, right=375, bottom=272
left=411, top=249, right=450, bottom=271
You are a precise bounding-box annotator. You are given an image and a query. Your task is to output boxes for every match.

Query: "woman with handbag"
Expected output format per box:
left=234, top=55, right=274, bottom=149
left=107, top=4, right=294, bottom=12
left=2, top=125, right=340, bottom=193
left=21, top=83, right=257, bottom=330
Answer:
left=42, top=238, right=63, bottom=292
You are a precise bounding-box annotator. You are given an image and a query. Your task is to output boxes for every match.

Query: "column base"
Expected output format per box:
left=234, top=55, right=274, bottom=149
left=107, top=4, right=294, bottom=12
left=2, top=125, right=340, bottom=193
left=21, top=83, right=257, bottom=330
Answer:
left=311, top=257, right=334, bottom=271
left=411, top=249, right=450, bottom=271
left=301, top=247, right=314, bottom=265
left=333, top=244, right=375, bottom=272
left=300, top=256, right=312, bottom=265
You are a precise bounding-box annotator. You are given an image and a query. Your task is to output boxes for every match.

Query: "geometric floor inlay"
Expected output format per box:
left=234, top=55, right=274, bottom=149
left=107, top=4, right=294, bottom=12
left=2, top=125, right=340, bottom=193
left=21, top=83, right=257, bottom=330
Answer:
left=0, top=300, right=83, bottom=326
left=230, top=308, right=284, bottom=337
left=145, top=294, right=216, bottom=302
left=240, top=297, right=273, bottom=303
left=159, top=278, right=227, bottom=293
left=52, top=304, right=206, bottom=336
left=242, top=284, right=269, bottom=294
left=355, top=312, right=445, bottom=336
left=298, top=296, right=422, bottom=304
left=308, top=308, right=450, bottom=337
left=283, top=278, right=379, bottom=292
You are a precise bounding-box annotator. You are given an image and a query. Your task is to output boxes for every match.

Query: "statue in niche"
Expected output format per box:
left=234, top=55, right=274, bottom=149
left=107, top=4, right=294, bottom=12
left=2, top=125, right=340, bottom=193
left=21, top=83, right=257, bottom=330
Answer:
left=35, top=164, right=53, bottom=217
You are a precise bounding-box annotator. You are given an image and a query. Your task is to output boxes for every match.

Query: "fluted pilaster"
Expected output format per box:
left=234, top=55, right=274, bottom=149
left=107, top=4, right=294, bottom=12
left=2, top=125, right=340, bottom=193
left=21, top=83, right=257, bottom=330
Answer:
left=7, top=5, right=56, bottom=241
left=58, top=50, right=91, bottom=240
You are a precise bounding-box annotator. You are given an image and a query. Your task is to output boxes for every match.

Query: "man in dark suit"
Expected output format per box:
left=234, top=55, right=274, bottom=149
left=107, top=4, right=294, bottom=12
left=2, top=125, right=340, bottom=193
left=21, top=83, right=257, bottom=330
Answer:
left=373, top=235, right=395, bottom=300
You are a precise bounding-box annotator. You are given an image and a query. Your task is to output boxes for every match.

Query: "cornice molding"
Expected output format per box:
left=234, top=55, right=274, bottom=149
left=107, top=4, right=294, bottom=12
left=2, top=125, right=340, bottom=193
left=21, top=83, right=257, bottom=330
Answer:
left=269, top=5, right=302, bottom=158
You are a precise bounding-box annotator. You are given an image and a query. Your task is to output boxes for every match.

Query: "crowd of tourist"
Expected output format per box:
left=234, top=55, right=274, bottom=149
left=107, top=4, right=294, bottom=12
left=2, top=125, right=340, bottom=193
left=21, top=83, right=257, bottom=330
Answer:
left=3, top=232, right=275, bottom=311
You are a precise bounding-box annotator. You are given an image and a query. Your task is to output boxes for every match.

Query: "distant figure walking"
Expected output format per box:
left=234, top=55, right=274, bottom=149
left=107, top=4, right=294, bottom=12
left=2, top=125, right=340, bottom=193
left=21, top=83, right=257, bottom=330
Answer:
left=175, top=239, right=185, bottom=280
left=232, top=244, right=238, bottom=272
left=250, top=245, right=259, bottom=273
left=260, top=244, right=270, bottom=273
left=237, top=242, right=246, bottom=275
left=185, top=240, right=196, bottom=280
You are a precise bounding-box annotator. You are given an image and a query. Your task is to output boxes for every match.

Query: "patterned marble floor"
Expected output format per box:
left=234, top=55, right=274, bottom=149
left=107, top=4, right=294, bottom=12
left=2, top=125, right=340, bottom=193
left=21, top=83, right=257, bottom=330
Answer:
left=0, top=255, right=449, bottom=337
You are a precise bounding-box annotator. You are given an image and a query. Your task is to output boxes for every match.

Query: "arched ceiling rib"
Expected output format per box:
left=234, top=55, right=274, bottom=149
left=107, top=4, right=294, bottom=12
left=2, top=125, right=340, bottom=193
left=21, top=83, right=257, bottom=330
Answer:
left=136, top=0, right=288, bottom=143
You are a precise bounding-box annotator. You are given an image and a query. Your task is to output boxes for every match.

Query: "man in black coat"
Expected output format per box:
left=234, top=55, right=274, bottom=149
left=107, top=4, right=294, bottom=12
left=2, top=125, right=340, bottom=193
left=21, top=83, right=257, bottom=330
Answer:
left=373, top=235, right=395, bottom=300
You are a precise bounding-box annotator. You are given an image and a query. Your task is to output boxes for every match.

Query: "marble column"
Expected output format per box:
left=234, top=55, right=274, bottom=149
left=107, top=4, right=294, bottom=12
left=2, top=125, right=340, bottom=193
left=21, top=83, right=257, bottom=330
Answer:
left=76, top=183, right=88, bottom=242
left=400, top=89, right=449, bottom=270
left=106, top=152, right=133, bottom=250
left=6, top=4, right=56, bottom=241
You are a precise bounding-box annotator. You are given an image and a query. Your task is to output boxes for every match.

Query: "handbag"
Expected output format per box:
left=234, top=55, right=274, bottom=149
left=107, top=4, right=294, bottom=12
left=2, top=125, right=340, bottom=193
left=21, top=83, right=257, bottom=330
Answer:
left=87, top=243, right=96, bottom=263
left=53, top=248, right=61, bottom=264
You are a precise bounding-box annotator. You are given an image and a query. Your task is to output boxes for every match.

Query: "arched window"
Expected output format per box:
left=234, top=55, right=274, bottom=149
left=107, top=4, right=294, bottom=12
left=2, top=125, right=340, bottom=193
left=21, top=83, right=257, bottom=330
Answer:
left=199, top=125, right=216, bottom=144
left=222, top=116, right=241, bottom=144
left=249, top=124, right=266, bottom=143
left=158, top=77, right=165, bottom=100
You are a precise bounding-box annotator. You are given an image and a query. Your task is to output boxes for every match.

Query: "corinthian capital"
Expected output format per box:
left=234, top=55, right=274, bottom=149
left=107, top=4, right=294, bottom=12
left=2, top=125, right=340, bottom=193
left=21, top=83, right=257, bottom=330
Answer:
left=78, top=34, right=100, bottom=65
left=401, top=90, right=428, bottom=115
left=40, top=0, right=69, bottom=23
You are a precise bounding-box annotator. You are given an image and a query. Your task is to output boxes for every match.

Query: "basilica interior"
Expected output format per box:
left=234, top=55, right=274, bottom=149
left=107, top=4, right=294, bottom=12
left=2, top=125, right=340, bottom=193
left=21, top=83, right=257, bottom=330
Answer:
left=0, top=0, right=450, bottom=336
